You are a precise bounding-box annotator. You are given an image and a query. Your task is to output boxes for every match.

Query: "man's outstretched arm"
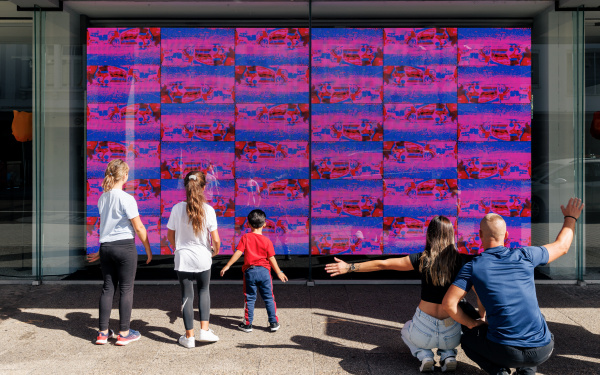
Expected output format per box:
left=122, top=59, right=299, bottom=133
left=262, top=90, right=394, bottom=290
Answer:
left=544, top=198, right=584, bottom=264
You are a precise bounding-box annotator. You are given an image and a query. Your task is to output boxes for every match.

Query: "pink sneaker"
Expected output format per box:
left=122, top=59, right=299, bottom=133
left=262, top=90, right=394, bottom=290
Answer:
left=115, top=329, right=141, bottom=346
left=95, top=329, right=116, bottom=345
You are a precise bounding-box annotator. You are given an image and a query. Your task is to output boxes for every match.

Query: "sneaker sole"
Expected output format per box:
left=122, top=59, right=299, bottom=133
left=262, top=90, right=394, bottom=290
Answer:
left=95, top=332, right=116, bottom=344
left=198, top=337, right=219, bottom=342
left=269, top=326, right=280, bottom=332
left=115, top=336, right=141, bottom=346
left=442, top=360, right=457, bottom=372
left=237, top=327, right=252, bottom=333
left=178, top=341, right=195, bottom=348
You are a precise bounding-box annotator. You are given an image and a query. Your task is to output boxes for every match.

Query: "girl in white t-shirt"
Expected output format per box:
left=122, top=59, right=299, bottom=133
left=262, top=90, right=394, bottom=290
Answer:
left=167, top=170, right=221, bottom=348
left=86, top=158, right=152, bottom=346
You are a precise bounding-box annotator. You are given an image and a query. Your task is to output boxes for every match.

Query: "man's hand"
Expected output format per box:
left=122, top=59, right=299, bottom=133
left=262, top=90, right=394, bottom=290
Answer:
left=324, top=257, right=349, bottom=277
left=561, top=197, right=584, bottom=220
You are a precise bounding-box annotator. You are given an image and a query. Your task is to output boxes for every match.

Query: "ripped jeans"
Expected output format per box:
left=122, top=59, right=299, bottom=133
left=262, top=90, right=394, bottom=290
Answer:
left=401, top=307, right=461, bottom=362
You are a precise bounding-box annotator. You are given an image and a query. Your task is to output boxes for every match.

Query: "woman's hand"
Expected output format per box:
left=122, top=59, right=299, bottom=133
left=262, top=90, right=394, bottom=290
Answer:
left=145, top=247, right=152, bottom=264
left=325, top=257, right=349, bottom=277
left=86, top=252, right=100, bottom=263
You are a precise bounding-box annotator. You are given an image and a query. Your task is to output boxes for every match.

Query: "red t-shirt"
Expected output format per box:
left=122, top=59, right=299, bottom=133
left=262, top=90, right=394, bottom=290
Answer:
left=236, top=232, right=275, bottom=272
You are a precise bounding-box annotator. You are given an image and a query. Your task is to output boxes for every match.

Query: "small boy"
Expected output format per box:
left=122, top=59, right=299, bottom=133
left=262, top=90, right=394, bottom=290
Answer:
left=220, top=209, right=288, bottom=332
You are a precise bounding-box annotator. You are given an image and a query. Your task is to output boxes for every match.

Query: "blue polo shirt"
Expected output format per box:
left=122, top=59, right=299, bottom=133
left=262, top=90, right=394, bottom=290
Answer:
left=453, top=246, right=551, bottom=347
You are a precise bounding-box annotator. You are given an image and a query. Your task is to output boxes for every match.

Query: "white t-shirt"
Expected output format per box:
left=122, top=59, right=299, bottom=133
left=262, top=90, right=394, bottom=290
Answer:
left=98, top=189, right=140, bottom=243
left=167, top=201, right=218, bottom=273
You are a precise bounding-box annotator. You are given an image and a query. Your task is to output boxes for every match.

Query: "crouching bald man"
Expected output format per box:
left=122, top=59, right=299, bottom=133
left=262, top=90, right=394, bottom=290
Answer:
left=442, top=198, right=584, bottom=375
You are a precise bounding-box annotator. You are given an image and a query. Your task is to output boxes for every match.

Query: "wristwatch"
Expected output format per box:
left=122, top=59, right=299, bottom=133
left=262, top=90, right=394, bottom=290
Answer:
left=349, top=263, right=356, bottom=273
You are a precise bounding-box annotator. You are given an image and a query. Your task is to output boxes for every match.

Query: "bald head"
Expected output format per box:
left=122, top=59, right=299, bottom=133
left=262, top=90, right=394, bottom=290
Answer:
left=480, top=213, right=507, bottom=242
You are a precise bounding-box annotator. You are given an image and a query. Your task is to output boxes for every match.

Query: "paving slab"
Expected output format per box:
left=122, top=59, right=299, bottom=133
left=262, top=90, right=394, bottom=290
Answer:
left=0, top=284, right=598, bottom=374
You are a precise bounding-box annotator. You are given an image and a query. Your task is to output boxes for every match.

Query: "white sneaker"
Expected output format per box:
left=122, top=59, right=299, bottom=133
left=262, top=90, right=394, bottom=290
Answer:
left=441, top=356, right=457, bottom=372
left=178, top=335, right=195, bottom=348
left=198, top=328, right=219, bottom=342
left=419, top=357, right=435, bottom=372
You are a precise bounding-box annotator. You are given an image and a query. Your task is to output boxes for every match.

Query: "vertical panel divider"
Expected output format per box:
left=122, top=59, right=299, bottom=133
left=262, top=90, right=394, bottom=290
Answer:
left=308, top=0, right=313, bottom=283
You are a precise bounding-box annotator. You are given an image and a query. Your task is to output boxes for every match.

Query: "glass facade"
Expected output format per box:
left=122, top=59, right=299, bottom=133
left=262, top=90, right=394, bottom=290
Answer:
left=0, top=5, right=33, bottom=280
left=0, top=0, right=596, bottom=282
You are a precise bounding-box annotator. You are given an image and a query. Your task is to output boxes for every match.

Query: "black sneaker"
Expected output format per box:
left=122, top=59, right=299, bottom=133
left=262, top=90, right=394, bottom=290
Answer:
left=269, top=322, right=280, bottom=332
left=237, top=323, right=252, bottom=332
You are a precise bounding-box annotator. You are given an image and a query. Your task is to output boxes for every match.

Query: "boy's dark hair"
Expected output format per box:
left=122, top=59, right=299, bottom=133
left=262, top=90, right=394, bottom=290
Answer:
left=247, top=209, right=266, bottom=229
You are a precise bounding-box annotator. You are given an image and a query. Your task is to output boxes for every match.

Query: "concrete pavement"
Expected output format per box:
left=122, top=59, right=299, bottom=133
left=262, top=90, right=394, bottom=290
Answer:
left=0, top=283, right=598, bottom=374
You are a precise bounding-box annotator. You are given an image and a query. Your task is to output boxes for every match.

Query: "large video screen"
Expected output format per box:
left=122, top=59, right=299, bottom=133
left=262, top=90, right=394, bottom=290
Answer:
left=86, top=27, right=531, bottom=256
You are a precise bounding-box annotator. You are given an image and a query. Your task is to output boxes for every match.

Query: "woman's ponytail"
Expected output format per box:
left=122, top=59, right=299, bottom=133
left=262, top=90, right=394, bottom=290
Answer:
left=184, top=171, right=207, bottom=235
left=102, top=159, right=129, bottom=192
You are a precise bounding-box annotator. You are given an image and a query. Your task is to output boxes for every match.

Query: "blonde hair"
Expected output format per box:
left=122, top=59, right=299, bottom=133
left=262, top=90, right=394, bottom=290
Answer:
left=102, top=159, right=129, bottom=192
left=419, top=216, right=460, bottom=287
left=184, top=171, right=207, bottom=236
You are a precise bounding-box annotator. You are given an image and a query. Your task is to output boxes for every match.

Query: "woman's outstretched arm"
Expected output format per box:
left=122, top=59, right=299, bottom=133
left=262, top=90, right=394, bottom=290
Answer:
left=325, top=256, right=413, bottom=277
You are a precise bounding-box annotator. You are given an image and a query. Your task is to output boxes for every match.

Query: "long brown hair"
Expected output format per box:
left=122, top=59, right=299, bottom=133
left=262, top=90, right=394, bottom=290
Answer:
left=184, top=170, right=207, bottom=235
left=419, top=216, right=459, bottom=287
left=102, top=159, right=129, bottom=192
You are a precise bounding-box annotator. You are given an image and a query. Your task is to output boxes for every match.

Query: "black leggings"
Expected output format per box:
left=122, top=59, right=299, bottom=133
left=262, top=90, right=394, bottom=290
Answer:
left=98, top=239, right=138, bottom=332
left=177, top=269, right=211, bottom=330
left=461, top=324, right=554, bottom=375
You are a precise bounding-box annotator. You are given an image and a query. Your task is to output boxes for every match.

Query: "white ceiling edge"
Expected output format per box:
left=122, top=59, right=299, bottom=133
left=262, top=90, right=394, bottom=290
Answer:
left=62, top=0, right=555, bottom=19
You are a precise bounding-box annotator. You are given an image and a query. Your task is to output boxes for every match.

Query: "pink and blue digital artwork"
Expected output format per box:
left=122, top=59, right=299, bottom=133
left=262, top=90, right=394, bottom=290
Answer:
left=235, top=216, right=309, bottom=255
left=162, top=104, right=235, bottom=141
left=236, top=103, right=309, bottom=141
left=383, top=216, right=457, bottom=254
left=384, top=178, right=458, bottom=217
left=235, top=178, right=309, bottom=217
left=311, top=217, right=383, bottom=255
left=312, top=104, right=383, bottom=141
left=458, top=104, right=531, bottom=142
left=458, top=142, right=531, bottom=180
left=384, top=103, right=457, bottom=141
left=457, top=217, right=531, bottom=254
left=312, top=142, right=382, bottom=180
left=87, top=26, right=531, bottom=255
left=384, top=141, right=457, bottom=179
left=384, top=28, right=458, bottom=65
left=312, top=180, right=383, bottom=218
left=459, top=179, right=531, bottom=218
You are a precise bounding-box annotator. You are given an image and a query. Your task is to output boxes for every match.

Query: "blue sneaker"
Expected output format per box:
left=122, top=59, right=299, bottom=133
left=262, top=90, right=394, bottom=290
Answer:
left=95, top=329, right=116, bottom=345
left=115, top=329, right=141, bottom=346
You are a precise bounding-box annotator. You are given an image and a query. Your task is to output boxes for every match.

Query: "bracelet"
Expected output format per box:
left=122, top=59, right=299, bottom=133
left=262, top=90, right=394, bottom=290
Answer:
left=564, top=215, right=578, bottom=222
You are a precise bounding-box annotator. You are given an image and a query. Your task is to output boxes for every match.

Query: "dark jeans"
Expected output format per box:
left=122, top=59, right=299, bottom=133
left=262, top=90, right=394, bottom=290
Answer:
left=177, top=269, right=211, bottom=330
left=243, top=266, right=278, bottom=325
left=98, top=238, right=137, bottom=332
left=461, top=324, right=554, bottom=375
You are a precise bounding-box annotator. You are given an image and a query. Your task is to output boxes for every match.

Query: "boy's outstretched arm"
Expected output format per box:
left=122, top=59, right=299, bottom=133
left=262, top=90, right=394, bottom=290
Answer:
left=268, top=256, right=288, bottom=282
left=220, top=250, right=243, bottom=277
